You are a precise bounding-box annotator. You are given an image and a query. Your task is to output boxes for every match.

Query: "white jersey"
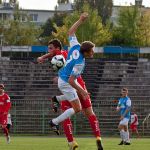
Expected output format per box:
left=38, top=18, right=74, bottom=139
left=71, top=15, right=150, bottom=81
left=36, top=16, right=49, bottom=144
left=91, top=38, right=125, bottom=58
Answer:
left=131, top=113, right=138, bottom=125
left=7, top=113, right=12, bottom=125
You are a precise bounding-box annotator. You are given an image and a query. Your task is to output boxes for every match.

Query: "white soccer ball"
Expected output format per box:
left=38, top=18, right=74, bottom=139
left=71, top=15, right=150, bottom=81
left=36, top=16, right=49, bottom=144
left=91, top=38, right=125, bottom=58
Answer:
left=51, top=55, right=66, bottom=71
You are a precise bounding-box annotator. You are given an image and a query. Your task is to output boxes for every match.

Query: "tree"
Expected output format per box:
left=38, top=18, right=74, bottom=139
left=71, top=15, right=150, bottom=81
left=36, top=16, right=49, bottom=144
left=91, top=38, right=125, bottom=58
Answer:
left=74, top=0, right=113, bottom=24
left=1, top=19, right=42, bottom=46
left=136, top=11, right=150, bottom=46
left=58, top=0, right=69, bottom=3
left=40, top=12, right=67, bottom=45
left=52, top=4, right=112, bottom=46
left=112, top=6, right=141, bottom=46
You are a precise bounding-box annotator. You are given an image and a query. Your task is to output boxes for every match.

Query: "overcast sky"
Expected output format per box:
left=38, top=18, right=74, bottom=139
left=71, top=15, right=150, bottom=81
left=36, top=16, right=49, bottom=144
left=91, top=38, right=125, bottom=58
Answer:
left=5, top=0, right=150, bottom=10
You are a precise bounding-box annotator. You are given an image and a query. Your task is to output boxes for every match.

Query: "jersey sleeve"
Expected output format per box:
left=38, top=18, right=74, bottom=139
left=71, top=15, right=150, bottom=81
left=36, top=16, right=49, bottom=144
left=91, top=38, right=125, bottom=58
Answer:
left=126, top=98, right=131, bottom=107
left=68, top=35, right=80, bottom=48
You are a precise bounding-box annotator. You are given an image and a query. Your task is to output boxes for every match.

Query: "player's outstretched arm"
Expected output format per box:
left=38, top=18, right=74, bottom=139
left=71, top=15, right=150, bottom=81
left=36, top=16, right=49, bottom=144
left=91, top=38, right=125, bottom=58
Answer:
left=68, top=12, right=88, bottom=36
left=37, top=50, right=56, bottom=63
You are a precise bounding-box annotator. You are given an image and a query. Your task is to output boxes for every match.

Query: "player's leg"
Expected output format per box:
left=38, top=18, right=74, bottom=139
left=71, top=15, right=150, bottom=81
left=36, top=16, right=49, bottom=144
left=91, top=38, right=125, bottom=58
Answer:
left=51, top=98, right=81, bottom=124
left=135, top=127, right=140, bottom=138
left=118, top=118, right=130, bottom=145
left=50, top=78, right=82, bottom=134
left=118, top=124, right=125, bottom=145
left=1, top=115, right=10, bottom=144
left=82, top=107, right=103, bottom=150
left=124, top=124, right=130, bottom=145
left=77, top=76, right=103, bottom=150
left=6, top=124, right=11, bottom=131
left=61, top=101, right=79, bottom=150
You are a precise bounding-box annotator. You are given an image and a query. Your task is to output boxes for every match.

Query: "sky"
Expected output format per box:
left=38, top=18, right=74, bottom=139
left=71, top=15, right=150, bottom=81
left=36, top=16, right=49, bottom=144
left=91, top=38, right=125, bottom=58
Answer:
left=6, top=0, right=150, bottom=10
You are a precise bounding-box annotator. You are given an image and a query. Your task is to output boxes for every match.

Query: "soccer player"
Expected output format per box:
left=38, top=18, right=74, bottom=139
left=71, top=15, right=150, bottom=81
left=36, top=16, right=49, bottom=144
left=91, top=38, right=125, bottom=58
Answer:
left=130, top=109, right=139, bottom=138
left=0, top=84, right=11, bottom=143
left=37, top=39, right=103, bottom=149
left=116, top=88, right=131, bottom=145
left=49, top=12, right=103, bottom=150
left=37, top=13, right=103, bottom=150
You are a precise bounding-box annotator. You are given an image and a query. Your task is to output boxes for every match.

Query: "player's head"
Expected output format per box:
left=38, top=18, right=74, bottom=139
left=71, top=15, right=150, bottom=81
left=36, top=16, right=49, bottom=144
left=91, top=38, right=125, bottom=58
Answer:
left=48, top=39, right=62, bottom=52
left=80, top=41, right=95, bottom=58
left=121, top=88, right=128, bottom=97
left=0, top=84, right=4, bottom=94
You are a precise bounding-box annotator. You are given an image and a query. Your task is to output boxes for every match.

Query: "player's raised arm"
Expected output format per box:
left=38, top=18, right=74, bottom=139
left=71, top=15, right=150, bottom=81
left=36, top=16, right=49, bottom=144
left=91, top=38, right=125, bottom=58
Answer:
left=68, top=12, right=88, bottom=36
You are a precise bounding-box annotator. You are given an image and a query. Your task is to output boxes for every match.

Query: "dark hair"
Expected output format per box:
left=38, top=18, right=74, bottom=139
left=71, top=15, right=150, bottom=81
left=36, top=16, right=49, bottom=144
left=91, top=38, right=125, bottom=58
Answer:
left=122, top=88, right=128, bottom=93
left=80, top=41, right=95, bottom=54
left=48, top=39, right=62, bottom=50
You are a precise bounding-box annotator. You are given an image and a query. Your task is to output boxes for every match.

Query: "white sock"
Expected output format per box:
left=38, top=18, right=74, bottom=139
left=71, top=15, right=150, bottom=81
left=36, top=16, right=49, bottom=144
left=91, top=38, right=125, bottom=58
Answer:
left=52, top=108, right=75, bottom=125
left=124, top=131, right=130, bottom=142
left=56, top=95, right=67, bottom=102
left=120, top=130, right=125, bottom=141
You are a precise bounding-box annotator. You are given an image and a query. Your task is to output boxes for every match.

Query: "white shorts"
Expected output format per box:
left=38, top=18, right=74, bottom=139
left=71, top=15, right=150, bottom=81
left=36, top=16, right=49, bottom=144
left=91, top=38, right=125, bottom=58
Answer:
left=58, top=77, right=79, bottom=101
left=119, top=118, right=129, bottom=126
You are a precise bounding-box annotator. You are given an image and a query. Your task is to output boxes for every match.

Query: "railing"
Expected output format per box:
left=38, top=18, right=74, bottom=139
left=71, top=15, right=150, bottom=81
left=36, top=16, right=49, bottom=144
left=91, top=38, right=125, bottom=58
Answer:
left=142, top=113, right=150, bottom=136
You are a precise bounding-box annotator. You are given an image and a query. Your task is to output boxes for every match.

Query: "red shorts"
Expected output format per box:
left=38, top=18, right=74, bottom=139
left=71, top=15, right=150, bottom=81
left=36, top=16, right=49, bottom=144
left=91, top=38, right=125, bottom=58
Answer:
left=61, top=76, right=92, bottom=111
left=0, top=114, right=7, bottom=126
left=130, top=124, right=137, bottom=132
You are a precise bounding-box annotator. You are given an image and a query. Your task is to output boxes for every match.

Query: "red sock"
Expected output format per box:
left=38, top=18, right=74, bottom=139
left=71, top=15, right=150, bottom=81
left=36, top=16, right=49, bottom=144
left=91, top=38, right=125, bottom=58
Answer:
left=88, top=115, right=101, bottom=137
left=2, top=127, right=9, bottom=136
left=63, top=118, right=74, bottom=142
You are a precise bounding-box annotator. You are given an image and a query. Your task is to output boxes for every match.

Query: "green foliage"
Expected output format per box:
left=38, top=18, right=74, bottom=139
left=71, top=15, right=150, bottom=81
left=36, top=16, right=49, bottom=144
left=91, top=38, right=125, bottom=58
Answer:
left=40, top=13, right=67, bottom=45
left=57, top=0, right=69, bottom=3
left=112, top=6, right=141, bottom=46
left=2, top=20, right=42, bottom=46
left=112, top=6, right=150, bottom=47
left=52, top=4, right=112, bottom=46
left=74, top=0, right=113, bottom=25
left=136, top=11, right=150, bottom=46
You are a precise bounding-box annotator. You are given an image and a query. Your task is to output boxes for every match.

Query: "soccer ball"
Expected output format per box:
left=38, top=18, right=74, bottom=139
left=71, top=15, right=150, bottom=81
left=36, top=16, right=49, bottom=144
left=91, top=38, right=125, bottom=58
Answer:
left=51, top=55, right=66, bottom=71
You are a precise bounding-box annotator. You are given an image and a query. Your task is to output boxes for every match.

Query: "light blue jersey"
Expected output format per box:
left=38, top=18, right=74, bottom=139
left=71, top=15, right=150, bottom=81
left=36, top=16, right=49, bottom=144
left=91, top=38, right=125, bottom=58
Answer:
left=118, top=96, right=131, bottom=119
left=58, top=35, right=85, bottom=82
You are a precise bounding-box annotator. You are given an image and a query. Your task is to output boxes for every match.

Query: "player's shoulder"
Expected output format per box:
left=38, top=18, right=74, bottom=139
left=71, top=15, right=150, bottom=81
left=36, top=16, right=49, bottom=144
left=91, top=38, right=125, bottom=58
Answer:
left=4, top=93, right=10, bottom=99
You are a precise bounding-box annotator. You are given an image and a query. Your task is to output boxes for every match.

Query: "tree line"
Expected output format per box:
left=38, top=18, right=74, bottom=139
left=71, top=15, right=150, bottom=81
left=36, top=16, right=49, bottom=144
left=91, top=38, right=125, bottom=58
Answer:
left=0, top=0, right=150, bottom=47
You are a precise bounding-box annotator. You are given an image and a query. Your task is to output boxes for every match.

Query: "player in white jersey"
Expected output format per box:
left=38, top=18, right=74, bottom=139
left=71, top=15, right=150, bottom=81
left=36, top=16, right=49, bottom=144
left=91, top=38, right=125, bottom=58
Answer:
left=116, top=88, right=131, bottom=145
left=49, top=12, right=103, bottom=150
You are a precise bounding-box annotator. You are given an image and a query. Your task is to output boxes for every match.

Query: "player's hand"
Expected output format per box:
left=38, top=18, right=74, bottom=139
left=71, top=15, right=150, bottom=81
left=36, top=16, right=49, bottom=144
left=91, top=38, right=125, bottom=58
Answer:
left=116, top=106, right=120, bottom=112
left=80, top=12, right=88, bottom=22
left=37, top=57, right=44, bottom=63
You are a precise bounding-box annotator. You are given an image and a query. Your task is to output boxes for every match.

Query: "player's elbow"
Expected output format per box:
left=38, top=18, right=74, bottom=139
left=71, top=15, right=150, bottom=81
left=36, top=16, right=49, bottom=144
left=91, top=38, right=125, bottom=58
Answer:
left=68, top=29, right=74, bottom=37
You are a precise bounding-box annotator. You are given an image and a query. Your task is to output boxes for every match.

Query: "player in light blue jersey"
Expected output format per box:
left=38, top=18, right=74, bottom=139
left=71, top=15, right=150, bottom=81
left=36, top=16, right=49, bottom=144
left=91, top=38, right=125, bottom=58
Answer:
left=49, top=12, right=103, bottom=150
left=116, top=88, right=131, bottom=145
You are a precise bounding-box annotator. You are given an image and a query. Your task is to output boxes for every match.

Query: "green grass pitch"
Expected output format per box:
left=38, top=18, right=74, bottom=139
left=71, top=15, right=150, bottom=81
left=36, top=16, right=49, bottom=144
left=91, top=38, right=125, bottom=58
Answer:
left=0, top=136, right=150, bottom=150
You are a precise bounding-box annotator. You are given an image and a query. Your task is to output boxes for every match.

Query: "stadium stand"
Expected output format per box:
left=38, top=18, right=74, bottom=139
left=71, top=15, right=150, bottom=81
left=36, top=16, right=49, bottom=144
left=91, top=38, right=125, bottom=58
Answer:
left=0, top=57, right=150, bottom=136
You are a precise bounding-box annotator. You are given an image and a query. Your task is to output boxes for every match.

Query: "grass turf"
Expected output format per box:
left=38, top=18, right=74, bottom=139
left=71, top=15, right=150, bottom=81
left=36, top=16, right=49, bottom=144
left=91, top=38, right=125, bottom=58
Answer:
left=0, top=136, right=150, bottom=150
